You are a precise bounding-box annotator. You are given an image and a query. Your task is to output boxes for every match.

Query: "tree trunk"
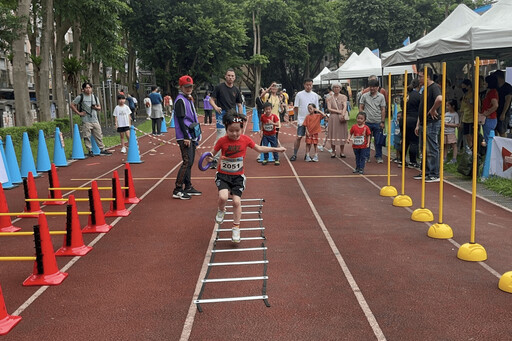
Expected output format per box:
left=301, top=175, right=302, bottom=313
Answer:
left=252, top=10, right=262, bottom=104
left=12, top=0, right=33, bottom=126
left=29, top=0, right=40, bottom=120
left=72, top=21, right=81, bottom=59
left=127, top=38, right=136, bottom=95
left=39, top=0, right=53, bottom=122
left=54, top=16, right=71, bottom=118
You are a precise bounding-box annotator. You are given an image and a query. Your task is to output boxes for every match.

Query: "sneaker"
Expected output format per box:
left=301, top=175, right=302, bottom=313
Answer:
left=447, top=159, right=457, bottom=165
left=231, top=227, right=241, bottom=243
left=274, top=160, right=280, bottom=166
left=262, top=160, right=268, bottom=165
left=353, top=168, right=360, bottom=174
left=100, top=149, right=112, bottom=155
left=392, top=158, right=400, bottom=163
left=215, top=209, right=225, bottom=224
left=318, top=145, right=324, bottom=152
left=326, top=148, right=333, bottom=153
left=172, top=190, right=191, bottom=200
left=121, top=146, right=126, bottom=153
left=87, top=151, right=94, bottom=158
left=312, top=155, right=319, bottom=162
left=376, top=157, right=383, bottom=164
left=185, top=187, right=202, bottom=196
left=366, top=158, right=371, bottom=163
left=425, top=176, right=440, bottom=183
left=359, top=169, right=364, bottom=174
left=305, top=155, right=312, bottom=162
left=290, top=155, right=297, bottom=161
left=413, top=173, right=423, bottom=180
left=408, top=162, right=419, bottom=169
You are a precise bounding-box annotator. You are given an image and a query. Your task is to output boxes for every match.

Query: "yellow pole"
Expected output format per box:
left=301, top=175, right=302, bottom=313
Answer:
left=0, top=257, right=37, bottom=261
left=457, top=56, right=487, bottom=262
left=380, top=73, right=398, bottom=197
left=0, top=231, right=67, bottom=236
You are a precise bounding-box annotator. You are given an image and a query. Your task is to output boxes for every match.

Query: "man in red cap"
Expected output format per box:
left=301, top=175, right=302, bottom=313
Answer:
left=172, top=75, right=202, bottom=199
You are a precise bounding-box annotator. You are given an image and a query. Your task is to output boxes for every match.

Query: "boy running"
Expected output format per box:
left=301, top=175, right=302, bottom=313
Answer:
left=349, top=112, right=371, bottom=174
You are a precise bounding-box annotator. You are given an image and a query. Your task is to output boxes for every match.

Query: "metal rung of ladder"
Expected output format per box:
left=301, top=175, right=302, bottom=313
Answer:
left=226, top=205, right=263, bottom=209
left=195, top=295, right=268, bottom=304
left=202, top=276, right=268, bottom=283
left=228, top=198, right=264, bottom=202
left=224, top=218, right=262, bottom=222
left=216, top=237, right=265, bottom=242
left=225, top=211, right=261, bottom=215
left=208, top=260, right=268, bottom=266
left=216, top=227, right=265, bottom=232
left=212, top=247, right=267, bottom=253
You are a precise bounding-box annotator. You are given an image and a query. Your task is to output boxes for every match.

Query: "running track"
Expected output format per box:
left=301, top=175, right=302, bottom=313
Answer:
left=1, top=113, right=512, bottom=340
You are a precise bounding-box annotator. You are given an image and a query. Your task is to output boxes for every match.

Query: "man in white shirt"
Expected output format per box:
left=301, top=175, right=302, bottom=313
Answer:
left=291, top=78, right=319, bottom=161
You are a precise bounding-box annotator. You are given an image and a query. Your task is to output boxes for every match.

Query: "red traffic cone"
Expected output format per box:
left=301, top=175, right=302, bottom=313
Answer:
left=0, top=284, right=22, bottom=336
left=124, top=163, right=140, bottom=204
left=23, top=213, right=68, bottom=286
left=44, top=163, right=66, bottom=205
left=82, top=181, right=112, bottom=234
left=0, top=186, right=21, bottom=232
left=105, top=170, right=131, bottom=217
left=20, top=171, right=44, bottom=218
left=55, top=195, right=92, bottom=256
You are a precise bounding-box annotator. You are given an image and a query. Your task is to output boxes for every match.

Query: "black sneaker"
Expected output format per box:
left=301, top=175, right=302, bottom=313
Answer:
left=413, top=173, right=423, bottom=180
left=290, top=155, right=297, bottom=161
left=172, top=190, right=191, bottom=200
left=185, top=187, right=202, bottom=196
left=352, top=168, right=360, bottom=173
left=100, top=149, right=112, bottom=156
left=425, top=176, right=440, bottom=183
left=408, top=162, right=419, bottom=169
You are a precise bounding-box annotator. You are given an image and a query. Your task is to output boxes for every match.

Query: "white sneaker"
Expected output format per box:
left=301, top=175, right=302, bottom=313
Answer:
left=318, top=145, right=324, bottom=152
left=215, top=209, right=225, bottom=224
left=312, top=154, right=319, bottom=162
left=121, top=146, right=126, bottom=153
left=305, top=155, right=312, bottom=162
left=231, top=227, right=241, bottom=243
left=326, top=148, right=333, bottom=153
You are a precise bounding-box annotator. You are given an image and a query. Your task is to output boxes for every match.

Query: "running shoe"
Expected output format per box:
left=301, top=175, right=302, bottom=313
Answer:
left=353, top=168, right=360, bottom=173
left=100, top=149, right=112, bottom=155
left=215, top=209, right=225, bottom=224
left=408, top=162, right=420, bottom=169
left=231, top=227, right=241, bottom=243
left=318, top=145, right=324, bottom=152
left=262, top=160, right=268, bottom=165
left=172, top=190, right=191, bottom=200
left=358, top=169, right=364, bottom=174
left=305, top=155, right=312, bottom=162
left=376, top=157, right=383, bottom=164
left=425, top=176, right=440, bottom=183
left=121, top=146, right=126, bottom=153
left=185, top=187, right=202, bottom=196
left=312, top=155, right=319, bottom=162
left=413, top=173, right=423, bottom=180
left=290, top=155, right=297, bottom=161
left=274, top=160, right=280, bottom=166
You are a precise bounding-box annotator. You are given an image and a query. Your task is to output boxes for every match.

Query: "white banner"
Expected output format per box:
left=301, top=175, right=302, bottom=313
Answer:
left=489, top=136, right=512, bottom=179
left=0, top=147, right=8, bottom=184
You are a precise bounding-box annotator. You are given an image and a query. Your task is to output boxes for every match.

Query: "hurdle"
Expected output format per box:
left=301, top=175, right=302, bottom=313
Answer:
left=0, top=283, right=22, bottom=335
left=0, top=185, right=21, bottom=232
left=82, top=181, right=113, bottom=233
left=44, top=163, right=66, bottom=205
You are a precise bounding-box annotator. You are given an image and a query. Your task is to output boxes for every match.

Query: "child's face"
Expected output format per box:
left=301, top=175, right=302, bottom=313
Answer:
left=446, top=102, right=453, bottom=111
left=356, top=114, right=365, bottom=125
left=308, top=105, right=315, bottom=114
left=118, top=98, right=126, bottom=105
left=226, top=123, right=242, bottom=141
left=264, top=106, right=272, bottom=115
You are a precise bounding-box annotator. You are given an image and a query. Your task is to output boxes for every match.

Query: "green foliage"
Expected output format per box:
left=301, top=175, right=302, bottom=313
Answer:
left=0, top=1, right=20, bottom=52
left=484, top=176, right=512, bottom=198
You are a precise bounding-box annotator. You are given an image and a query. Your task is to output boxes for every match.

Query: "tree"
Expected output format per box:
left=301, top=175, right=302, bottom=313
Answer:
left=38, top=0, right=53, bottom=121
left=0, top=1, right=20, bottom=52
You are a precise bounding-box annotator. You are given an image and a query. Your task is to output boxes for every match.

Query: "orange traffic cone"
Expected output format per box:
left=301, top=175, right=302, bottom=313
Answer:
left=0, top=284, right=22, bottom=336
left=43, top=163, right=66, bottom=205
left=21, top=171, right=44, bottom=218
left=0, top=186, right=20, bottom=232
left=23, top=213, right=68, bottom=286
left=124, top=163, right=140, bottom=204
left=105, top=170, right=131, bottom=217
left=55, top=195, right=92, bottom=256
left=82, top=181, right=112, bottom=234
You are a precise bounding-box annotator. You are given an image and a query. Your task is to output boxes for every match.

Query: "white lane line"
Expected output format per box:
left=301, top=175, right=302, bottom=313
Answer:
left=285, top=154, right=387, bottom=341
left=12, top=130, right=217, bottom=317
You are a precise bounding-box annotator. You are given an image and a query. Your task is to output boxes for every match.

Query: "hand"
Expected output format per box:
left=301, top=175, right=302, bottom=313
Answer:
left=429, top=109, right=438, bottom=119
left=215, top=106, right=222, bottom=114
left=414, top=126, right=419, bottom=136
left=275, top=147, right=286, bottom=152
left=184, top=140, right=191, bottom=147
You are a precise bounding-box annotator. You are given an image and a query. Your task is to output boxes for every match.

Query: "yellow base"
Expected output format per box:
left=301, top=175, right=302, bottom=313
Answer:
left=457, top=242, right=487, bottom=262
left=380, top=185, right=397, bottom=197
left=393, top=195, right=413, bottom=207
left=498, top=271, right=512, bottom=293
left=427, top=223, right=453, bottom=239
left=411, top=208, right=434, bottom=222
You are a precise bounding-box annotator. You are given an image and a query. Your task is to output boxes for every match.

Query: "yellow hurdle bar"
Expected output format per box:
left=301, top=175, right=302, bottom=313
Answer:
left=0, top=256, right=37, bottom=261
left=0, top=231, right=67, bottom=236
left=25, top=198, right=115, bottom=202
left=0, top=212, right=91, bottom=216
left=47, top=187, right=128, bottom=190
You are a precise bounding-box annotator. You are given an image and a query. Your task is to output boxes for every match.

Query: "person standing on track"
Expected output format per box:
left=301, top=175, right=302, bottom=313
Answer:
left=172, top=75, right=202, bottom=200
left=259, top=102, right=281, bottom=165
left=359, top=78, right=386, bottom=164
left=149, top=86, right=164, bottom=135
left=349, top=111, right=371, bottom=174
left=290, top=78, right=319, bottom=161
left=113, top=94, right=132, bottom=154
left=207, top=113, right=285, bottom=243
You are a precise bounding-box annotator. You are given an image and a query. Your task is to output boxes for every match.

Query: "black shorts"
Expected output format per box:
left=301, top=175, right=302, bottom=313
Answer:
left=463, top=122, right=474, bottom=135
left=117, top=126, right=130, bottom=133
left=496, top=112, right=511, bottom=134
left=215, top=172, right=246, bottom=197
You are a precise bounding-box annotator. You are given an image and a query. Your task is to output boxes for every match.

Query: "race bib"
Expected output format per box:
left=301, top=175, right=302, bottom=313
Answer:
left=220, top=157, right=244, bottom=173
left=353, top=136, right=365, bottom=146
left=263, top=123, right=274, bottom=132
left=394, top=127, right=401, bottom=135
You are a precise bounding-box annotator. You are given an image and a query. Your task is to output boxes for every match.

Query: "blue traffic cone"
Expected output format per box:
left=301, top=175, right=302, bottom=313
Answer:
left=36, top=130, right=51, bottom=172
left=252, top=113, right=260, bottom=132
left=71, top=124, right=86, bottom=160
left=90, top=136, right=101, bottom=156
left=4, top=135, right=22, bottom=184
left=161, top=116, right=168, bottom=133
left=0, top=139, right=15, bottom=189
left=170, top=111, right=175, bottom=128
left=259, top=142, right=275, bottom=162
left=20, top=132, right=39, bottom=178
left=126, top=126, right=143, bottom=164
left=52, top=127, right=68, bottom=167
left=252, top=108, right=257, bottom=122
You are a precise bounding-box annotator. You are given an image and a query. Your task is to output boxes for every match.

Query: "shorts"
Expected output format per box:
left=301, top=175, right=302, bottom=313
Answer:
left=215, top=172, right=246, bottom=197
left=444, top=133, right=457, bottom=144
left=463, top=122, right=474, bottom=135
left=306, top=133, right=319, bottom=145
left=117, top=126, right=130, bottom=133
left=297, top=125, right=306, bottom=137
left=496, top=112, right=511, bottom=134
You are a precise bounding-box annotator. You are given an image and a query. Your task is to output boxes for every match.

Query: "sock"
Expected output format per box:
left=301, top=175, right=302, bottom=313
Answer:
left=233, top=223, right=240, bottom=230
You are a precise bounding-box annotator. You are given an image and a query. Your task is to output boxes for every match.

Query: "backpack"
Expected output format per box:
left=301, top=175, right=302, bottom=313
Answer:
left=126, top=96, right=135, bottom=110
left=78, top=93, right=99, bottom=113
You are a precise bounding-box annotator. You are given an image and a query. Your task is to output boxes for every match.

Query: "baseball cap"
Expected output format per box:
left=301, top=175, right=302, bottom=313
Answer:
left=179, top=75, right=194, bottom=87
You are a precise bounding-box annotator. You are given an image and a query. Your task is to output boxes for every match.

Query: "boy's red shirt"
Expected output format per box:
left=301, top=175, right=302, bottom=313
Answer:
left=303, top=113, right=323, bottom=135
left=260, top=113, right=279, bottom=136
left=213, top=134, right=256, bottom=175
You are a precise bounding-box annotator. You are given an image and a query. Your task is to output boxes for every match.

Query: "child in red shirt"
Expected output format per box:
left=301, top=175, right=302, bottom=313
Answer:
left=207, top=113, right=286, bottom=243
left=349, top=112, right=371, bottom=174
left=303, top=103, right=326, bottom=162
left=259, top=102, right=281, bottom=165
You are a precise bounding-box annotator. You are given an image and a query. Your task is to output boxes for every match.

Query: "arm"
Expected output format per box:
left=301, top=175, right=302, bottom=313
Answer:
left=253, top=144, right=286, bottom=154
left=428, top=95, right=443, bottom=119
left=327, top=98, right=342, bottom=115
left=238, top=103, right=243, bottom=115
left=483, top=98, right=499, bottom=117
left=209, top=96, right=221, bottom=114
left=175, top=100, right=191, bottom=146
left=380, top=105, right=386, bottom=128
left=70, top=102, right=85, bottom=117
left=500, top=94, right=512, bottom=121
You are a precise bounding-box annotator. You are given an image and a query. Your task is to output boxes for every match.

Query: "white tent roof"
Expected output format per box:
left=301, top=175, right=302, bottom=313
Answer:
left=382, top=4, right=479, bottom=66
left=337, top=48, right=414, bottom=79
left=312, top=67, right=332, bottom=85
left=321, top=52, right=359, bottom=81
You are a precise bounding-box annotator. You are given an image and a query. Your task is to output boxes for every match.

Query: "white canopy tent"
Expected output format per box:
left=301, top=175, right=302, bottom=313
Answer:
left=312, top=67, right=332, bottom=85
left=321, top=52, right=359, bottom=81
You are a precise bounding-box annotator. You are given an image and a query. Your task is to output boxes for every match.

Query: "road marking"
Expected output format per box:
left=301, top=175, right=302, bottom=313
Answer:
left=71, top=174, right=397, bottom=181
